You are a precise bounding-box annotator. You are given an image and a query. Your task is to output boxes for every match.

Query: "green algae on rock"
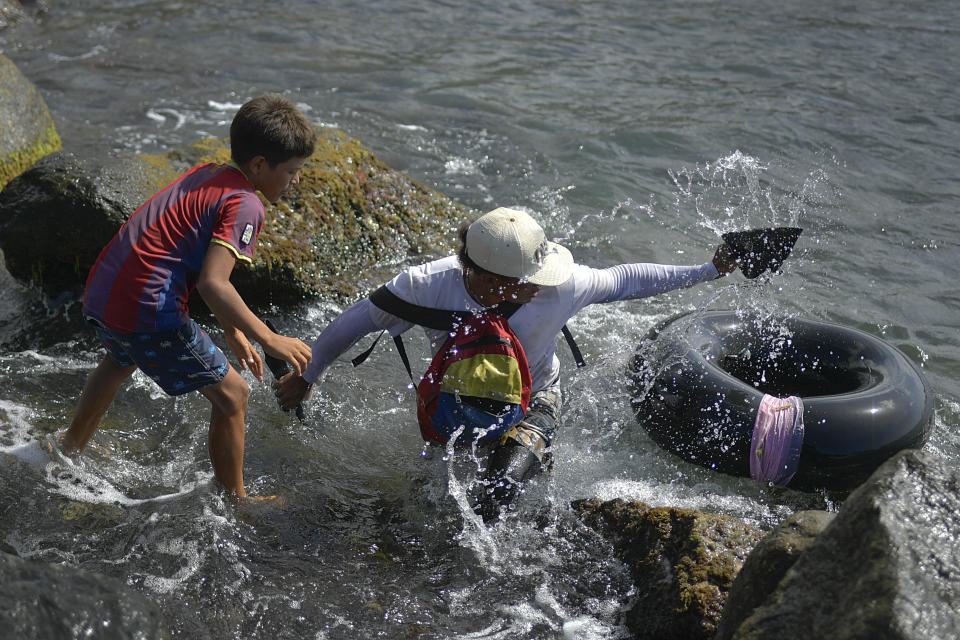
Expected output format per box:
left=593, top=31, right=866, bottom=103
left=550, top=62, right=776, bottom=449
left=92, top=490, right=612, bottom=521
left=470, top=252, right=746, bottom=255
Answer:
left=165, top=128, right=469, bottom=305
left=0, top=127, right=470, bottom=307
left=0, top=54, right=62, bottom=192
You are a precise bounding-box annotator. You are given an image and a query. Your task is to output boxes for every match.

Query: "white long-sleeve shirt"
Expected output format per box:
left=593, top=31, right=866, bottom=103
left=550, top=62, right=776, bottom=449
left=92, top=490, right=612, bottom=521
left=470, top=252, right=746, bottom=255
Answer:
left=302, top=255, right=718, bottom=393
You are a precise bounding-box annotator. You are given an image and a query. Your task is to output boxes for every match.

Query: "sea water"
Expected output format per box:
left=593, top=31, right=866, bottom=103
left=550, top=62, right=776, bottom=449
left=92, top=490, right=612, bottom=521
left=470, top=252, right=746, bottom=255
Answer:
left=1, top=1, right=958, bottom=638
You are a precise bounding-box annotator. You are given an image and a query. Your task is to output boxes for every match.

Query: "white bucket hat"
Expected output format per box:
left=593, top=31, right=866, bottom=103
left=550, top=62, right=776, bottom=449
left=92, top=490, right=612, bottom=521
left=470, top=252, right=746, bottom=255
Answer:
left=465, top=207, right=574, bottom=286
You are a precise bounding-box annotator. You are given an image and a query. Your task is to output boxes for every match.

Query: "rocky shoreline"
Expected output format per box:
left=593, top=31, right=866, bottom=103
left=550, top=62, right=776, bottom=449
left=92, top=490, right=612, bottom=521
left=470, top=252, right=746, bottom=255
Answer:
left=2, top=52, right=959, bottom=640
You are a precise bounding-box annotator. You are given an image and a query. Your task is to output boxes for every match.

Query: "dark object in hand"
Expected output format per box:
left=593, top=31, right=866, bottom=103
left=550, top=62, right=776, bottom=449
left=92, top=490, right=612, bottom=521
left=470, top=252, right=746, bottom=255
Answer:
left=722, top=227, right=802, bottom=279
left=264, top=319, right=306, bottom=423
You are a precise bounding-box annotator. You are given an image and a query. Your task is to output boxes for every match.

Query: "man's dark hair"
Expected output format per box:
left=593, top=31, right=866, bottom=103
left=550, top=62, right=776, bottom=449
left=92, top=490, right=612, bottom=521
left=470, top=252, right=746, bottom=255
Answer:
left=457, top=217, right=498, bottom=276
left=230, top=94, right=317, bottom=166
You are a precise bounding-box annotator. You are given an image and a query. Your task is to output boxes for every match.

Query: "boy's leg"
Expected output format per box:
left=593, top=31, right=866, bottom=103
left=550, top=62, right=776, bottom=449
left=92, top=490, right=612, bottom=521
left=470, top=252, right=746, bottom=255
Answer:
left=62, top=355, right=137, bottom=454
left=199, top=367, right=250, bottom=498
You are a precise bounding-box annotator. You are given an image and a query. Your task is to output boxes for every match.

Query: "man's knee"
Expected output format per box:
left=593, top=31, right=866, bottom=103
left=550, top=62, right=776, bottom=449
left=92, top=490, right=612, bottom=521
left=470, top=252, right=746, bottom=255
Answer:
left=512, top=391, right=561, bottom=454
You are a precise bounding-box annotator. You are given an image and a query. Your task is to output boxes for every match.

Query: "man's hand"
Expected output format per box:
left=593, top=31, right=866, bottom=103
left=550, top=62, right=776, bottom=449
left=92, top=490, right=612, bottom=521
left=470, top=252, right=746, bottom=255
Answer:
left=712, top=242, right=739, bottom=277
left=262, top=335, right=312, bottom=376
left=225, top=326, right=264, bottom=381
left=273, top=372, right=313, bottom=410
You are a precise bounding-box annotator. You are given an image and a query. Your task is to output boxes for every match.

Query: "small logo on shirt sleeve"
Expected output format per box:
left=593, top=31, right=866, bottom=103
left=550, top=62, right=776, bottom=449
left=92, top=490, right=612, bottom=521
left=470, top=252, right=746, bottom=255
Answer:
left=240, top=223, right=254, bottom=246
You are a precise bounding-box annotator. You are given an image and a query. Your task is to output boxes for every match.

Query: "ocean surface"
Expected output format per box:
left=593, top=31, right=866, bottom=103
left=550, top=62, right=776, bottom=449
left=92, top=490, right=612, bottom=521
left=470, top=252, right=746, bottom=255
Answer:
left=2, top=1, right=959, bottom=638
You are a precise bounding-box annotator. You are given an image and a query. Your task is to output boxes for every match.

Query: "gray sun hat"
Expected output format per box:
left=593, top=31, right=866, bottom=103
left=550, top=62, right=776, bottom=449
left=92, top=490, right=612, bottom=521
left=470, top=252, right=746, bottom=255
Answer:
left=465, top=208, right=574, bottom=286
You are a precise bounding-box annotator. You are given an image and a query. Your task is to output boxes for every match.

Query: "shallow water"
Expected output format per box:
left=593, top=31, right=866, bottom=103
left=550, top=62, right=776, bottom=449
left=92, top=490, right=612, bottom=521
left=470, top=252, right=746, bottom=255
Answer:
left=2, top=1, right=959, bottom=638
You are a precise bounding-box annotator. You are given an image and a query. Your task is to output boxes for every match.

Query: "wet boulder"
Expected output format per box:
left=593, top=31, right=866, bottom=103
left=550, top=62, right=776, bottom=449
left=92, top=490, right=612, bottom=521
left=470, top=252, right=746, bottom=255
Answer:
left=0, top=53, right=62, bottom=191
left=727, top=448, right=960, bottom=640
left=0, top=550, right=171, bottom=639
left=714, top=509, right=834, bottom=640
left=0, top=129, right=468, bottom=307
left=0, top=151, right=163, bottom=300
left=573, top=498, right=763, bottom=640
left=0, top=453, right=169, bottom=639
left=160, top=131, right=468, bottom=305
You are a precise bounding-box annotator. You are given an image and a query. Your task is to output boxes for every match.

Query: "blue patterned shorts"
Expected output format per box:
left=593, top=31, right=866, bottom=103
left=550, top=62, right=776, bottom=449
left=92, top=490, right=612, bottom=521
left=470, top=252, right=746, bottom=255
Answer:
left=91, top=319, right=230, bottom=396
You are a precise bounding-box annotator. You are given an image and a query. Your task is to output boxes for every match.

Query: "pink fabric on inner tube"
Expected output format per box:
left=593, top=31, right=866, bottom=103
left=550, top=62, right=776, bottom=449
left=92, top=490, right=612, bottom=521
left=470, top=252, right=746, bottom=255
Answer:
left=750, top=394, right=805, bottom=486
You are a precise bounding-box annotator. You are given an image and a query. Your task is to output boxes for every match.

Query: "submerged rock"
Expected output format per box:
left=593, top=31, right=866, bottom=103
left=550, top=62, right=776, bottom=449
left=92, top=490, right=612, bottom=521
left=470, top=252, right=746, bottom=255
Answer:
left=0, top=53, right=62, bottom=191
left=0, top=130, right=467, bottom=308
left=728, top=448, right=960, bottom=640
left=0, top=2, right=26, bottom=29
left=0, top=551, right=170, bottom=639
left=573, top=498, right=763, bottom=640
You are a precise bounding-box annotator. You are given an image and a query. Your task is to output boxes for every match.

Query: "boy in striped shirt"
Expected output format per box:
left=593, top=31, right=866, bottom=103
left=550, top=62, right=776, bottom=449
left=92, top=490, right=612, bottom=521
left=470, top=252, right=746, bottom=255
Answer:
left=63, top=94, right=315, bottom=501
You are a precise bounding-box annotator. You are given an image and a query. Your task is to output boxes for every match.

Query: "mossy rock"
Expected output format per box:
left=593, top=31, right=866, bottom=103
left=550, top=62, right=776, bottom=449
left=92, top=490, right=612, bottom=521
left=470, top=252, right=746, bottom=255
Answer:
left=574, top=498, right=763, bottom=640
left=0, top=53, right=62, bottom=192
left=714, top=509, right=834, bottom=640
left=0, top=128, right=468, bottom=307
left=151, top=129, right=468, bottom=304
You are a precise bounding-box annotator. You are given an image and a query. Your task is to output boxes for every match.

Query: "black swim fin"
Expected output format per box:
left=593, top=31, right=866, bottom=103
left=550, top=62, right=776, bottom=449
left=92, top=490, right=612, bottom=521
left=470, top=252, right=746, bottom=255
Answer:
left=263, top=318, right=306, bottom=422
left=721, top=227, right=802, bottom=279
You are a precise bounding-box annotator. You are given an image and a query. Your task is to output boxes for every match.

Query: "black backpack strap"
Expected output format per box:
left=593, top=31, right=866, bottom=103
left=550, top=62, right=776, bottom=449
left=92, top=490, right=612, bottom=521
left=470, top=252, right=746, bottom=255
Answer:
left=392, top=334, right=415, bottom=382
left=351, top=329, right=416, bottom=382
left=561, top=324, right=586, bottom=368
left=354, top=286, right=463, bottom=383
left=356, top=284, right=586, bottom=374
left=493, top=301, right=522, bottom=318
left=350, top=329, right=385, bottom=368
left=369, top=285, right=464, bottom=330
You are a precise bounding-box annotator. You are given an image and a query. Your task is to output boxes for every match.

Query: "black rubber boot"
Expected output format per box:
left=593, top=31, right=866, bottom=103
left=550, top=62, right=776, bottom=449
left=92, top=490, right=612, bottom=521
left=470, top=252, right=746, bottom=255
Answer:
left=472, top=425, right=549, bottom=523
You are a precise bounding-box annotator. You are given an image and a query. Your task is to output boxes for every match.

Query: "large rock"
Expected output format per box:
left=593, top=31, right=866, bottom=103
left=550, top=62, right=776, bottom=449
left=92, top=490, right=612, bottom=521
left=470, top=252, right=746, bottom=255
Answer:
left=573, top=498, right=763, bottom=640
left=0, top=551, right=171, bottom=639
left=715, top=510, right=834, bottom=640
left=0, top=152, right=163, bottom=299
left=0, top=130, right=468, bottom=307
left=0, top=53, right=62, bottom=191
left=0, top=454, right=169, bottom=639
left=728, top=448, right=960, bottom=640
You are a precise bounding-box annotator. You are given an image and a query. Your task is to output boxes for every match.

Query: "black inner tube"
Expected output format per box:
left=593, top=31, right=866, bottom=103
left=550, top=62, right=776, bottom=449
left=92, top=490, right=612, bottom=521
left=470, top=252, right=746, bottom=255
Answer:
left=630, top=311, right=934, bottom=490
left=711, top=334, right=882, bottom=397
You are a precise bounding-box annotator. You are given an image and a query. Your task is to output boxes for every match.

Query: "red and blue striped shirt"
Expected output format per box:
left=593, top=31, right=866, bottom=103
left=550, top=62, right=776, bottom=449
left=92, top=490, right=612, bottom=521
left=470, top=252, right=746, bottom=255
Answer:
left=83, top=163, right=264, bottom=333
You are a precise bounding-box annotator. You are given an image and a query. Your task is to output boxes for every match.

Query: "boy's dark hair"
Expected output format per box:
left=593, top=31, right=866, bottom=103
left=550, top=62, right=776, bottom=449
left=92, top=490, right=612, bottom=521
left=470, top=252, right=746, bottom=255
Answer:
left=230, top=94, right=317, bottom=167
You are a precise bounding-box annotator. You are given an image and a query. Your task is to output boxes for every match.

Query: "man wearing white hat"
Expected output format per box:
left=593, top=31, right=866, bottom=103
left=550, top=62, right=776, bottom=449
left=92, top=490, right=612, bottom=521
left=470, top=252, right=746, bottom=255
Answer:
left=275, top=207, right=737, bottom=520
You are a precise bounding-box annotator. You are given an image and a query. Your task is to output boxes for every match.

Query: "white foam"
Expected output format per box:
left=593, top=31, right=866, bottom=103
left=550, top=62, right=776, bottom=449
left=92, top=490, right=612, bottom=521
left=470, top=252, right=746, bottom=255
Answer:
left=0, top=403, right=210, bottom=508
left=444, top=156, right=479, bottom=175
left=207, top=100, right=243, bottom=111
left=43, top=456, right=209, bottom=508
left=140, top=537, right=203, bottom=593
left=48, top=44, right=107, bottom=62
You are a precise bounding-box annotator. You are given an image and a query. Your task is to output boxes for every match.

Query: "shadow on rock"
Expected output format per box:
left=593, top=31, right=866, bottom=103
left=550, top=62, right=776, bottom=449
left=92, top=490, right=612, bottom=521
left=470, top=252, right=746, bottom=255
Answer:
left=724, top=448, right=960, bottom=640
left=573, top=498, right=763, bottom=640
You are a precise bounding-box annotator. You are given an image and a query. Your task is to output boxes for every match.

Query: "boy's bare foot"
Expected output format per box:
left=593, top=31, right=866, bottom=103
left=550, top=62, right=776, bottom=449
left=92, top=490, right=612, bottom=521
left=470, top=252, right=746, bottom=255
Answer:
left=232, top=493, right=287, bottom=507
left=43, top=433, right=74, bottom=458
left=232, top=494, right=287, bottom=523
